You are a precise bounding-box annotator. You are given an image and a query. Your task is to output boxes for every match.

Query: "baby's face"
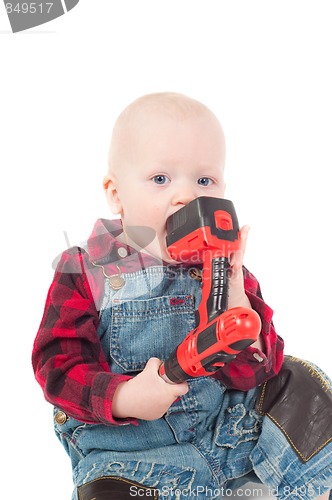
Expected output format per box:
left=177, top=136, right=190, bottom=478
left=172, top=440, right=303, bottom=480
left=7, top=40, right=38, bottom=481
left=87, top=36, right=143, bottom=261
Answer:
left=107, top=112, right=226, bottom=263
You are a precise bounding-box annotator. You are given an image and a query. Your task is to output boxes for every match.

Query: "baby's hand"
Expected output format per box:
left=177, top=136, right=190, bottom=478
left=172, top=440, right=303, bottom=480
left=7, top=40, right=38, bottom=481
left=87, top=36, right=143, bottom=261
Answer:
left=228, top=226, right=264, bottom=351
left=112, top=357, right=189, bottom=420
left=228, top=225, right=251, bottom=310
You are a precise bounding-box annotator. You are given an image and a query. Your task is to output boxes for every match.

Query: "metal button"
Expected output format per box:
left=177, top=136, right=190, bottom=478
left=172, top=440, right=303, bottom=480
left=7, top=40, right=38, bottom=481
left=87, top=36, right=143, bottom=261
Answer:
left=117, top=247, right=128, bottom=258
left=54, top=410, right=68, bottom=425
left=189, top=268, right=202, bottom=281
left=109, top=274, right=125, bottom=290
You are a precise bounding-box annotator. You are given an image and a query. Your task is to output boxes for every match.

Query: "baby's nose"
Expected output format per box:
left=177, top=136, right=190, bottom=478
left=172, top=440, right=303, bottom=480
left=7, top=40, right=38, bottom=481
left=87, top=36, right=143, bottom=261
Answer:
left=171, top=186, right=198, bottom=207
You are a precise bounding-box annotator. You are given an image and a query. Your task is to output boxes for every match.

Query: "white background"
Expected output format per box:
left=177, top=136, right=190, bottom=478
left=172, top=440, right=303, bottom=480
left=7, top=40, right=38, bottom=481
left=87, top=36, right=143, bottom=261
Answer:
left=1, top=2, right=331, bottom=498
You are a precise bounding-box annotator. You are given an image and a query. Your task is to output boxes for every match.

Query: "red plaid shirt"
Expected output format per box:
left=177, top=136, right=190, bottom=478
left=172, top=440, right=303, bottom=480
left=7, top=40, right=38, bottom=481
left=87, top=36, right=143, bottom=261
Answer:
left=32, top=219, right=284, bottom=426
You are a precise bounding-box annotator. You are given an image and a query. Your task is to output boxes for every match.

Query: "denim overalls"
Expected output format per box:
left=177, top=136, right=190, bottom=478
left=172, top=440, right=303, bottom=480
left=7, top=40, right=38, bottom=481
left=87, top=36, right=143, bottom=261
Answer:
left=54, top=265, right=332, bottom=499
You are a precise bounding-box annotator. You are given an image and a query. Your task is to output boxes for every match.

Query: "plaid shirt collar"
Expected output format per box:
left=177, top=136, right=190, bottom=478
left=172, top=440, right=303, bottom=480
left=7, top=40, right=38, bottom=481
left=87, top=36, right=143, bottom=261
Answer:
left=87, top=218, right=164, bottom=272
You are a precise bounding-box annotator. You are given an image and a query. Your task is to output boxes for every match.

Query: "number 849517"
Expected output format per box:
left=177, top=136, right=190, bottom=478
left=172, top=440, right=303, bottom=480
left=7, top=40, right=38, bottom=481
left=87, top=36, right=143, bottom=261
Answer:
left=5, top=3, right=53, bottom=14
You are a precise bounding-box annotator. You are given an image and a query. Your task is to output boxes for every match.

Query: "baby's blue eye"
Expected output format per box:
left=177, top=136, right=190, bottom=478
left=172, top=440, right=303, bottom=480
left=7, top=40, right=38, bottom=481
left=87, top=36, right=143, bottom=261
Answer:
left=197, top=177, right=213, bottom=186
left=152, top=175, right=169, bottom=185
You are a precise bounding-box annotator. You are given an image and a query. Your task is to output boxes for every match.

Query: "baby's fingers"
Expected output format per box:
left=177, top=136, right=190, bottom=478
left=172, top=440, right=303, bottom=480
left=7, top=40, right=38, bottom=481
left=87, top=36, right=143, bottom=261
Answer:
left=230, top=225, right=250, bottom=270
left=172, top=380, right=189, bottom=397
left=239, top=225, right=250, bottom=255
left=148, top=357, right=189, bottom=396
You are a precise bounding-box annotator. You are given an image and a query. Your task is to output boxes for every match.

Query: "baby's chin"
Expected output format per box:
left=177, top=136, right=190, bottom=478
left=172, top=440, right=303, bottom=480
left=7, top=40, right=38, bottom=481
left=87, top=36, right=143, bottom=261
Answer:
left=162, top=254, right=181, bottom=265
left=156, top=245, right=180, bottom=265
left=152, top=234, right=180, bottom=264
left=138, top=239, right=179, bottom=265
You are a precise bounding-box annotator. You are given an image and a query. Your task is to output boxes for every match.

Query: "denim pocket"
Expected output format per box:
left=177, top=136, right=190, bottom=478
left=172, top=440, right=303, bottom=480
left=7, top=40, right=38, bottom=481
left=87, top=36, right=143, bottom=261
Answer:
left=109, top=294, right=196, bottom=373
left=215, top=402, right=263, bottom=449
left=53, top=407, right=87, bottom=467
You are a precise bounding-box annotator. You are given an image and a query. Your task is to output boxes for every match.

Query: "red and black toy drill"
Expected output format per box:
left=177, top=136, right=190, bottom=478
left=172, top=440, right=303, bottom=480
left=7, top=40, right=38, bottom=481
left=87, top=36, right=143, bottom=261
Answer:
left=159, top=197, right=261, bottom=384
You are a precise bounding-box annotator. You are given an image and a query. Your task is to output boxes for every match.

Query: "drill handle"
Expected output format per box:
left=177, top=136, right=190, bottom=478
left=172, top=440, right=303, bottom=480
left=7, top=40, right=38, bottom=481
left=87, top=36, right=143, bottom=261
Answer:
left=197, top=255, right=231, bottom=327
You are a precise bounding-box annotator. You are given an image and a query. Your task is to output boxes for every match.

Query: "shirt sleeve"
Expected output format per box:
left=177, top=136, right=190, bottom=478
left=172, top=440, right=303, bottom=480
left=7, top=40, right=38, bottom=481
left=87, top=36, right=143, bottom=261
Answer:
left=213, top=267, right=284, bottom=391
left=32, top=247, right=137, bottom=426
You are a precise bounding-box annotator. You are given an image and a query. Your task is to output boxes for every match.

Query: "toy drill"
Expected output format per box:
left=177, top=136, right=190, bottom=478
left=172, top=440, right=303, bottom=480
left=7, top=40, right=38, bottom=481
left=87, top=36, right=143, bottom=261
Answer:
left=159, top=197, right=261, bottom=384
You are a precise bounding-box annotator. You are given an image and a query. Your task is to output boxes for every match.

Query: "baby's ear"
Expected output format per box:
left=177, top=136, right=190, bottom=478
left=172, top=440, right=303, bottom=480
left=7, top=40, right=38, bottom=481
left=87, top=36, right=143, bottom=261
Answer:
left=103, top=175, right=122, bottom=215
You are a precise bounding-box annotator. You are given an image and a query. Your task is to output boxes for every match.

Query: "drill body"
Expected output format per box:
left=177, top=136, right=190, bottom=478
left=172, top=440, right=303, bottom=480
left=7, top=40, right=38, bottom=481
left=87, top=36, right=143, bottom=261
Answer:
left=159, top=197, right=261, bottom=384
